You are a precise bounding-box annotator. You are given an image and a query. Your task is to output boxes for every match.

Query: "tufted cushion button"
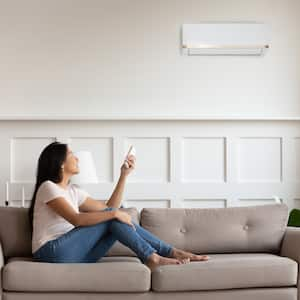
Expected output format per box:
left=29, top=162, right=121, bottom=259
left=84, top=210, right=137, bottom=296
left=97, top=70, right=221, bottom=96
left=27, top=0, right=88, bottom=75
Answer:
left=180, top=228, right=187, bottom=233
left=243, top=224, right=249, bottom=230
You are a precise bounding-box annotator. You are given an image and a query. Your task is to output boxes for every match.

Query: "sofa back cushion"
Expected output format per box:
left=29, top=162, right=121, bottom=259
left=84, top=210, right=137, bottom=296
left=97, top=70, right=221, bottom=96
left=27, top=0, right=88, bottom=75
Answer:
left=0, top=206, right=139, bottom=261
left=106, top=207, right=139, bottom=257
left=0, top=207, right=31, bottom=260
left=140, top=204, right=289, bottom=254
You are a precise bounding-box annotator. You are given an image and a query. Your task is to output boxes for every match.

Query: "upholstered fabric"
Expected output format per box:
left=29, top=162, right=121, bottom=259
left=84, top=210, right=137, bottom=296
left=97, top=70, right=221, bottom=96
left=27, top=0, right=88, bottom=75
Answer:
left=105, top=207, right=139, bottom=257
left=0, top=207, right=32, bottom=259
left=6, top=253, right=294, bottom=293
left=3, top=256, right=149, bottom=292
left=151, top=253, right=297, bottom=292
left=1, top=288, right=297, bottom=300
left=281, top=227, right=300, bottom=263
left=0, top=206, right=139, bottom=260
left=140, top=204, right=289, bottom=254
left=6, top=256, right=141, bottom=264
left=6, top=253, right=296, bottom=293
left=0, top=241, right=4, bottom=299
left=280, top=226, right=300, bottom=300
left=0, top=203, right=297, bottom=300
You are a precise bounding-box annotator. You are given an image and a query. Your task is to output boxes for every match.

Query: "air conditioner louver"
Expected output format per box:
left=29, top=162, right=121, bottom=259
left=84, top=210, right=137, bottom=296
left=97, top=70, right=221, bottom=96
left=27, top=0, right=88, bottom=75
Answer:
left=182, top=23, right=270, bottom=56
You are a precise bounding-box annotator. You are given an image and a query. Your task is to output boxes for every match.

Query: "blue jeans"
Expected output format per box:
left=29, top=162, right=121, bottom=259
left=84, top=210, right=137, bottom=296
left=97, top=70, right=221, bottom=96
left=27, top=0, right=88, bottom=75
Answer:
left=32, top=207, right=173, bottom=264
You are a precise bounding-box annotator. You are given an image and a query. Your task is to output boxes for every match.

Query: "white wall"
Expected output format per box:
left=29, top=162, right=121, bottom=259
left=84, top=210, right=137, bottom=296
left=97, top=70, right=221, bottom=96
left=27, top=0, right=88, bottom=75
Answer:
left=0, top=0, right=299, bottom=118
left=0, top=1, right=299, bottom=211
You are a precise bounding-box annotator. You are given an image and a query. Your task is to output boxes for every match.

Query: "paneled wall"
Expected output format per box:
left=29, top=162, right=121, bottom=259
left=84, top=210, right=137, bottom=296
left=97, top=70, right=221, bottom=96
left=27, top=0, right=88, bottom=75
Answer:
left=0, top=120, right=299, bottom=213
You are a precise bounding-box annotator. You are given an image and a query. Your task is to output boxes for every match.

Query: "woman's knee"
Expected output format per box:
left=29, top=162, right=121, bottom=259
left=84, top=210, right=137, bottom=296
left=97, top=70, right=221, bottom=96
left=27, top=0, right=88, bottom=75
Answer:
left=109, top=219, right=136, bottom=233
left=109, top=219, right=127, bottom=231
left=109, top=218, right=120, bottom=226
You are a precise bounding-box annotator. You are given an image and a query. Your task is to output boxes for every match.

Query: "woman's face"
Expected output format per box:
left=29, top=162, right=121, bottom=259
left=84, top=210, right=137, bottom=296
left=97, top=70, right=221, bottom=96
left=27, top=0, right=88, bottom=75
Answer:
left=63, top=146, right=79, bottom=175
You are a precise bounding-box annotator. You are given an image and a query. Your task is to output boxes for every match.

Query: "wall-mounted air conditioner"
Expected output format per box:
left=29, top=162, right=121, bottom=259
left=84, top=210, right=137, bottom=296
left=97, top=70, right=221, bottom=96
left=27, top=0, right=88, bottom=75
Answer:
left=182, top=23, right=270, bottom=56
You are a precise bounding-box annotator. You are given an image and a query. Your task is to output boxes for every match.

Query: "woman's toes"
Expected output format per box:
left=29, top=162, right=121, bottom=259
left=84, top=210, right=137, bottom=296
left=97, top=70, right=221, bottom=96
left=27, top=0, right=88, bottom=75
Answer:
left=172, top=249, right=210, bottom=262
left=171, top=258, right=182, bottom=265
left=185, top=253, right=208, bottom=261
left=201, top=255, right=210, bottom=259
left=179, top=257, right=190, bottom=264
left=160, top=256, right=183, bottom=265
left=195, top=255, right=210, bottom=261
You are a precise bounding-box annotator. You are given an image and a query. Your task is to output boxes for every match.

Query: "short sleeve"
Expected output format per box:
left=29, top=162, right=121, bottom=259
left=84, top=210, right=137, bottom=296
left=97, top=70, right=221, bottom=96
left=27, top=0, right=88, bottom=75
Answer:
left=37, top=181, right=65, bottom=204
left=74, top=186, right=90, bottom=206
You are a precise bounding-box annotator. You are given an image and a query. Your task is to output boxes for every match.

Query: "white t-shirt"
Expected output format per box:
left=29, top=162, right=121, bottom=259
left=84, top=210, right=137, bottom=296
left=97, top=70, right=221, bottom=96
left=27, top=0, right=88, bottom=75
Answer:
left=32, top=180, right=90, bottom=254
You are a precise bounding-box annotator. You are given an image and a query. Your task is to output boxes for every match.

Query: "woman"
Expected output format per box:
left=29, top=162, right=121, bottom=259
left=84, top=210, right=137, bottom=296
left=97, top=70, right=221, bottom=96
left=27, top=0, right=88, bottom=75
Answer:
left=29, top=141, right=210, bottom=271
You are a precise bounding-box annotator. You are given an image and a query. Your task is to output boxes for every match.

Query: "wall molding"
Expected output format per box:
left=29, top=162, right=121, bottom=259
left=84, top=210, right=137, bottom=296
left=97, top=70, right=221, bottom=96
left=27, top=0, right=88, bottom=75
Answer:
left=0, top=119, right=299, bottom=212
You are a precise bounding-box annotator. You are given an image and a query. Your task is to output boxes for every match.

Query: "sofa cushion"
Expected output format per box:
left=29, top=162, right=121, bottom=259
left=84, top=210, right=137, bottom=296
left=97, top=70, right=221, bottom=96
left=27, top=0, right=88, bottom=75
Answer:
left=3, top=256, right=150, bottom=292
left=0, top=207, right=32, bottom=260
left=141, top=204, right=288, bottom=254
left=0, top=206, right=139, bottom=261
left=105, top=207, right=139, bottom=257
left=151, top=253, right=297, bottom=292
left=6, top=256, right=142, bottom=264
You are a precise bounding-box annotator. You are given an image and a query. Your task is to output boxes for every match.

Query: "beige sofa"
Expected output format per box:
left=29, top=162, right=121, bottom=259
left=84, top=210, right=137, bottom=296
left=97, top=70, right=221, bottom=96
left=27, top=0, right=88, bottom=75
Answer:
left=0, top=203, right=299, bottom=300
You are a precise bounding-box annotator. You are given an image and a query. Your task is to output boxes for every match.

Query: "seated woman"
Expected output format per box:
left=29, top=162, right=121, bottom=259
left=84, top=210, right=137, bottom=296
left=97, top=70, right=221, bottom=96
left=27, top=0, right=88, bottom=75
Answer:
left=29, top=141, right=210, bottom=271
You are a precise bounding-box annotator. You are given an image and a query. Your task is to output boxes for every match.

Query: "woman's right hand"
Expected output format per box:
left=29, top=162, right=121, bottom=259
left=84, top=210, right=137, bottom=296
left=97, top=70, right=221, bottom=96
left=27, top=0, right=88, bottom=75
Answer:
left=114, top=210, right=136, bottom=230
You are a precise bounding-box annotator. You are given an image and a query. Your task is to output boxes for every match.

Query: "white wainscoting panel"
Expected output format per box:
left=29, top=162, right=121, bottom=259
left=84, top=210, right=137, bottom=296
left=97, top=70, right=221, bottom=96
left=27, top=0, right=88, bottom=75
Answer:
left=295, top=138, right=300, bottom=181
left=125, top=137, right=170, bottom=183
left=126, top=199, right=171, bottom=212
left=182, top=137, right=226, bottom=183
left=11, top=137, right=56, bottom=183
left=0, top=120, right=299, bottom=213
left=69, top=137, right=114, bottom=183
left=236, top=198, right=279, bottom=207
left=183, top=199, right=227, bottom=208
left=237, top=137, right=282, bottom=183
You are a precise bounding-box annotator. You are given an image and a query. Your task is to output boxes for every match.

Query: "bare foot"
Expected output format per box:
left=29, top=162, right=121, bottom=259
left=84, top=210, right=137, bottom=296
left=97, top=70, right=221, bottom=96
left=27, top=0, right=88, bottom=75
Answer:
left=170, top=248, right=210, bottom=262
left=145, top=252, right=189, bottom=271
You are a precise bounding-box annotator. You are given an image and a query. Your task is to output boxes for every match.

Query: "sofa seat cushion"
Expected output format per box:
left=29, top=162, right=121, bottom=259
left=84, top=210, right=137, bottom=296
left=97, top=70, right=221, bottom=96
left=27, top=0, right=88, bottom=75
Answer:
left=151, top=253, right=297, bottom=292
left=6, top=256, right=141, bottom=264
left=3, top=256, right=150, bottom=292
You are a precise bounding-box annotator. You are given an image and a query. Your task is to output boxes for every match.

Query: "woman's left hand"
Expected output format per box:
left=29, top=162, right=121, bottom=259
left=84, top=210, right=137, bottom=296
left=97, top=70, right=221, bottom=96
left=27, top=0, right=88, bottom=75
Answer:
left=120, top=154, right=136, bottom=177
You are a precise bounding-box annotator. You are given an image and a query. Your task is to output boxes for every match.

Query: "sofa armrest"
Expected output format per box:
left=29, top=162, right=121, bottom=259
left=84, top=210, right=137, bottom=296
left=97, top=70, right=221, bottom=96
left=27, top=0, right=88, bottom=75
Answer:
left=0, top=241, right=4, bottom=300
left=280, top=227, right=300, bottom=262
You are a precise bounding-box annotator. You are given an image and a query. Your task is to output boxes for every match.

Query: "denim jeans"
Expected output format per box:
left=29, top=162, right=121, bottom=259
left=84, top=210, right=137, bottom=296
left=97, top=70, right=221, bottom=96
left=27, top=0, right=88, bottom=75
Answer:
left=32, top=207, right=173, bottom=264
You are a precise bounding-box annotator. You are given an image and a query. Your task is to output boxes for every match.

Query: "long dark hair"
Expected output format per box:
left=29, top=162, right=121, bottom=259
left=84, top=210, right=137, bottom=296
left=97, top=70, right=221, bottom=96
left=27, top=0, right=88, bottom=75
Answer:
left=28, top=141, right=68, bottom=234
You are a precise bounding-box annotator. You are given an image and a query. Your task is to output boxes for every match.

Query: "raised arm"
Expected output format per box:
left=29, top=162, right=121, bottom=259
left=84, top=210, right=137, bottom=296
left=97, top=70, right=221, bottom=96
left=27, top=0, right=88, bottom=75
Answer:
left=106, top=174, right=127, bottom=209
left=106, top=154, right=136, bottom=208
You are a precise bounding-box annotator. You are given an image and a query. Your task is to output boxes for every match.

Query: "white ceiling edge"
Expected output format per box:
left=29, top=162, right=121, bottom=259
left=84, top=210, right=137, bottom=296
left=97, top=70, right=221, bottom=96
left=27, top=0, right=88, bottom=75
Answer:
left=0, top=114, right=300, bottom=121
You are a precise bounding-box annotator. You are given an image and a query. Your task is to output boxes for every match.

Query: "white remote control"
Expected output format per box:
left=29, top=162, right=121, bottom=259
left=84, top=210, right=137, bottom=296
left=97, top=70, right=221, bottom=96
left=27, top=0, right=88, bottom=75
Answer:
left=124, top=145, right=136, bottom=168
